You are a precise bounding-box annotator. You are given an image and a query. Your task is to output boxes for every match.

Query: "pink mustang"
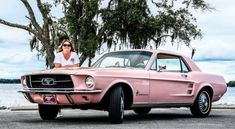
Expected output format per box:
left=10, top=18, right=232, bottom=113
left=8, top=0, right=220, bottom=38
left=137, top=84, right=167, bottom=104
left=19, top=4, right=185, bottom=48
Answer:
left=20, top=49, right=227, bottom=124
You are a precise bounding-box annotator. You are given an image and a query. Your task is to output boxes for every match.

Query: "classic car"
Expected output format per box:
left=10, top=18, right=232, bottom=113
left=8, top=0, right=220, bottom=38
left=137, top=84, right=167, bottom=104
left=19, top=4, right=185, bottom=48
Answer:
left=19, top=49, right=227, bottom=124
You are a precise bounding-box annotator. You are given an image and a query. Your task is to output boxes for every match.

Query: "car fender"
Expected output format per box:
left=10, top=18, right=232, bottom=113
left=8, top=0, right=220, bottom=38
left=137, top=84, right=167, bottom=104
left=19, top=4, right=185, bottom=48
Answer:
left=106, top=79, right=134, bottom=93
left=100, top=79, right=134, bottom=102
left=193, top=82, right=214, bottom=102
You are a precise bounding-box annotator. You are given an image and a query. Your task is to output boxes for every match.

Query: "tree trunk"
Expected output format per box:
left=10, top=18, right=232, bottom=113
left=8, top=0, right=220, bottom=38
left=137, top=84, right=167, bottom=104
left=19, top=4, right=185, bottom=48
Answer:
left=88, top=57, right=92, bottom=67
left=79, top=54, right=87, bottom=66
left=46, top=45, right=55, bottom=69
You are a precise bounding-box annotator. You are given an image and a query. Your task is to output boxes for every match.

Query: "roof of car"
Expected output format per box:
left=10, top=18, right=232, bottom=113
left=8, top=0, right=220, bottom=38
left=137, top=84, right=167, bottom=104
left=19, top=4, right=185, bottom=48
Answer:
left=115, top=49, right=201, bottom=71
left=116, top=49, right=185, bottom=56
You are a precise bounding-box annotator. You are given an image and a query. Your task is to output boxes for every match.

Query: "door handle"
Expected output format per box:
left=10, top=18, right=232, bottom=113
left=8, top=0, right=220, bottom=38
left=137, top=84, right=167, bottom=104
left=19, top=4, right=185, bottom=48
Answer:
left=181, top=74, right=188, bottom=78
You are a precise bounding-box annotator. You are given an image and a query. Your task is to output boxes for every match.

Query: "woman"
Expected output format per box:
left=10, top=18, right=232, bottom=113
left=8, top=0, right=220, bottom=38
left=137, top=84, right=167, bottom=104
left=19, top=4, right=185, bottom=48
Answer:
left=54, top=39, right=80, bottom=118
left=54, top=39, right=80, bottom=68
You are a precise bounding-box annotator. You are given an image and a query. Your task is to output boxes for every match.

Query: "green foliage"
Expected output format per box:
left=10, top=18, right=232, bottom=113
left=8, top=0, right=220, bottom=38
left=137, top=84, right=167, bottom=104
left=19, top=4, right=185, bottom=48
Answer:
left=100, top=0, right=156, bottom=48
left=0, top=79, right=20, bottom=84
left=227, top=81, right=235, bottom=87
left=79, top=34, right=98, bottom=66
left=100, top=0, right=208, bottom=49
left=42, top=2, right=53, bottom=14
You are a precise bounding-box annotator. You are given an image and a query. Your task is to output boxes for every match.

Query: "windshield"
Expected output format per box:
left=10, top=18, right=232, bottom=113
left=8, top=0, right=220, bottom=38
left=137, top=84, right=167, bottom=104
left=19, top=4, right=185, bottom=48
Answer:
left=92, top=51, right=153, bottom=69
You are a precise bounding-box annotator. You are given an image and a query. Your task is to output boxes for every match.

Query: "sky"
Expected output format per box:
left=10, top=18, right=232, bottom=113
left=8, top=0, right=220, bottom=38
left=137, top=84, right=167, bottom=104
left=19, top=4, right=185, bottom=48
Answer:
left=0, top=0, right=234, bottom=82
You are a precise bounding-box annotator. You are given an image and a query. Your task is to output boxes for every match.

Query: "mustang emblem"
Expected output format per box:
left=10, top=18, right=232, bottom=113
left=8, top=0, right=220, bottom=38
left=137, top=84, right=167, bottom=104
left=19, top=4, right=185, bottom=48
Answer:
left=41, top=78, right=56, bottom=86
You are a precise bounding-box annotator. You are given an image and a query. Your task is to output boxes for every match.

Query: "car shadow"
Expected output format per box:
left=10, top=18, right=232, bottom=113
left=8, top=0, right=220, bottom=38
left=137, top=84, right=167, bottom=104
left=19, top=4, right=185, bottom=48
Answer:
left=17, top=109, right=226, bottom=125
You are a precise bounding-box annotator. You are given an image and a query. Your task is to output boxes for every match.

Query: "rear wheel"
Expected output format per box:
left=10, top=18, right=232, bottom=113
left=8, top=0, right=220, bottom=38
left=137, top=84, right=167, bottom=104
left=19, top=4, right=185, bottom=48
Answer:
left=109, top=86, right=124, bottom=124
left=133, top=107, right=151, bottom=116
left=190, top=89, right=212, bottom=117
left=38, top=104, right=59, bottom=120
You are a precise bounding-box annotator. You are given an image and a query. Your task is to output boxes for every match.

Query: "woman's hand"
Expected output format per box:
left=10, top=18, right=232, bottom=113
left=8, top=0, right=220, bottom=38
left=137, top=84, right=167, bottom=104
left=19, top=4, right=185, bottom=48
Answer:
left=62, top=64, right=80, bottom=67
left=54, top=63, right=80, bottom=68
left=54, top=63, right=62, bottom=68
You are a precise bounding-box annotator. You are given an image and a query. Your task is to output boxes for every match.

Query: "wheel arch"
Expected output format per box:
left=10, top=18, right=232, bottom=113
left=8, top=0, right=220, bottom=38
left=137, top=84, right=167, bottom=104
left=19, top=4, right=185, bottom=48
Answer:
left=101, top=82, right=134, bottom=110
left=194, top=84, right=214, bottom=102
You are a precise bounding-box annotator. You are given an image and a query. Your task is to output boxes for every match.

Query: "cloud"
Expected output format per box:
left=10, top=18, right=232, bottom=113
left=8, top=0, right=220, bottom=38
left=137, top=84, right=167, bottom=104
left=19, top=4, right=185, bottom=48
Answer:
left=0, top=52, right=45, bottom=79
left=0, top=28, right=45, bottom=79
left=0, top=1, right=27, bottom=24
left=0, top=26, right=30, bottom=45
left=190, top=37, right=235, bottom=60
left=195, top=61, right=235, bottom=82
left=182, top=0, right=235, bottom=60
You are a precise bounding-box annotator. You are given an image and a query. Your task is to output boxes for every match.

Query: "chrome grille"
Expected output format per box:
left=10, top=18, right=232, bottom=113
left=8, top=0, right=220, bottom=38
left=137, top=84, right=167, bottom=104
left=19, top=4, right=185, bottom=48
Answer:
left=25, top=74, right=74, bottom=88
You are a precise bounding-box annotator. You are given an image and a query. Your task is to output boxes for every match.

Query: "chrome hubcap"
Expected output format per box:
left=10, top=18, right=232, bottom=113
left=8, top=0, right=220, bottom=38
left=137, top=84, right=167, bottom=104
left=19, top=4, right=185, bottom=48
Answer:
left=198, top=91, right=210, bottom=113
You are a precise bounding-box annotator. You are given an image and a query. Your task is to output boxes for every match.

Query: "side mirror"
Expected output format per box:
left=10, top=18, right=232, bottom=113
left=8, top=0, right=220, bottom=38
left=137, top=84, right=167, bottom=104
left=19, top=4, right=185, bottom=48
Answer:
left=158, top=65, right=166, bottom=72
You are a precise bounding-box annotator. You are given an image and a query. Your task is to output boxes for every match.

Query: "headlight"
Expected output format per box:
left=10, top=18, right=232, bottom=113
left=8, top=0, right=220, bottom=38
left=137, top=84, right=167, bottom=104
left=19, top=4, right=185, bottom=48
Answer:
left=85, top=76, right=95, bottom=88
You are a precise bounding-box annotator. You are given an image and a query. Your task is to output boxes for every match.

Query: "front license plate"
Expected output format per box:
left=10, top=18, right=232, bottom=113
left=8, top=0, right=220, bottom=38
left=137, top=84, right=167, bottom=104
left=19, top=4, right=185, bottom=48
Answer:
left=43, top=94, right=57, bottom=104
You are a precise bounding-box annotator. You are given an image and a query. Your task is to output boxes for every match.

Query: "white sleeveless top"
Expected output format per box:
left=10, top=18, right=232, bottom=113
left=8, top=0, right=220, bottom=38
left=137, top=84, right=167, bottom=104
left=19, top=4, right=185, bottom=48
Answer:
left=54, top=52, right=80, bottom=66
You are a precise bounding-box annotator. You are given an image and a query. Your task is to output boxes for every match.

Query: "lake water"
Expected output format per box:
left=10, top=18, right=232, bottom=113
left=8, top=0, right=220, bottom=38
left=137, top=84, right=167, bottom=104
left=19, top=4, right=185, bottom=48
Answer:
left=0, top=84, right=234, bottom=108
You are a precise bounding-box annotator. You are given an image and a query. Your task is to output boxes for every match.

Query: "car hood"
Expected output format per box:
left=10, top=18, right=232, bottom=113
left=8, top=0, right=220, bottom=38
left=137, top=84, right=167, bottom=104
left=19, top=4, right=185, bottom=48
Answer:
left=24, top=67, right=146, bottom=77
left=24, top=67, right=144, bottom=75
left=26, top=67, right=96, bottom=76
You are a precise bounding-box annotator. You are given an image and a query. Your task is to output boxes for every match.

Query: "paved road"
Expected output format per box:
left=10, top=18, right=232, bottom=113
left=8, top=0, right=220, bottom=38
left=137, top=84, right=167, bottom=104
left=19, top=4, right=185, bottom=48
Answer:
left=0, top=108, right=234, bottom=129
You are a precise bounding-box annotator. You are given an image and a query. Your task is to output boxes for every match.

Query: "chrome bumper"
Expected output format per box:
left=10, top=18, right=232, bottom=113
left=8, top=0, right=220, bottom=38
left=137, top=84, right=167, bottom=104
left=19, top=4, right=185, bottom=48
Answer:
left=18, top=88, right=102, bottom=94
left=19, top=88, right=102, bottom=105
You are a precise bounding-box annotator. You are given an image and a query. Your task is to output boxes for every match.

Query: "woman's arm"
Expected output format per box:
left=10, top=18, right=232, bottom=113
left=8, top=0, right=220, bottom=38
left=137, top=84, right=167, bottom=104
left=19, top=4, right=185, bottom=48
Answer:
left=74, top=64, right=80, bottom=67
left=63, top=64, right=80, bottom=67
left=54, top=53, right=62, bottom=68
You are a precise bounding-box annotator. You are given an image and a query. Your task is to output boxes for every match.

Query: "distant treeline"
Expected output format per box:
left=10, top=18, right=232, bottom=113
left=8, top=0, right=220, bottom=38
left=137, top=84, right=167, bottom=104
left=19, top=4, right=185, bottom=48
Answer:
left=0, top=79, right=20, bottom=84
left=227, top=81, right=235, bottom=87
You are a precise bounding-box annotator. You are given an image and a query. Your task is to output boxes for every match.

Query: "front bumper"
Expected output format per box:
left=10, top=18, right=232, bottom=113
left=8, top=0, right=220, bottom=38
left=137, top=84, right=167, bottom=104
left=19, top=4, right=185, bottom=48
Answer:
left=18, top=88, right=102, bottom=94
left=18, top=88, right=102, bottom=105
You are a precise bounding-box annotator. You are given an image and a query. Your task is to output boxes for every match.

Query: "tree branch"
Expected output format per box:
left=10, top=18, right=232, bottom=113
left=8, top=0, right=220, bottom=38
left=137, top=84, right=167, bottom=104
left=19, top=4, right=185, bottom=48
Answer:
left=36, top=0, right=50, bottom=43
left=21, top=0, right=42, bottom=32
left=151, top=34, right=172, bottom=48
left=159, top=34, right=172, bottom=38
left=151, top=0, right=160, bottom=8
left=0, top=18, right=36, bottom=34
left=36, top=0, right=48, bottom=21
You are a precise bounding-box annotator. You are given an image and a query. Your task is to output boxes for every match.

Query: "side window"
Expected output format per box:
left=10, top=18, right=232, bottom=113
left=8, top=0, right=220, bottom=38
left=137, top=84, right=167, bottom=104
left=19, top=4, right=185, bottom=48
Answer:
left=150, top=54, right=190, bottom=73
left=157, top=54, right=181, bottom=72
left=156, top=54, right=189, bottom=73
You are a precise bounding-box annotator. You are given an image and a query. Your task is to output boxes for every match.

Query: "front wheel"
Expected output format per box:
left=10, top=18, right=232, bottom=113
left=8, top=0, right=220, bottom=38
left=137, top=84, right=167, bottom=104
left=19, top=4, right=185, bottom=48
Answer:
left=190, top=89, right=212, bottom=118
left=109, top=86, right=124, bottom=124
left=38, top=104, right=59, bottom=120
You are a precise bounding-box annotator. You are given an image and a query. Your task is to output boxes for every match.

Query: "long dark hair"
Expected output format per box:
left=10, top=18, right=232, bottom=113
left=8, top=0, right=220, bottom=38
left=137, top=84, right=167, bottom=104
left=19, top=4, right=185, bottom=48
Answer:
left=57, top=39, right=75, bottom=52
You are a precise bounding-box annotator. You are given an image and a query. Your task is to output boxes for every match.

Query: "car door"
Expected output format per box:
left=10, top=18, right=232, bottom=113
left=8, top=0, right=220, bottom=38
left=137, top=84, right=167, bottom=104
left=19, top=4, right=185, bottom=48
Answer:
left=149, top=54, right=195, bottom=105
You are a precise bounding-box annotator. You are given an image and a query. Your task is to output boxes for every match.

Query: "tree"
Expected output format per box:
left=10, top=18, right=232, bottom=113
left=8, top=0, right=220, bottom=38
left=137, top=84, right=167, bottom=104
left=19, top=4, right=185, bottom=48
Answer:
left=227, top=81, right=235, bottom=87
left=0, top=0, right=62, bottom=68
left=57, top=0, right=212, bottom=66
left=99, top=0, right=212, bottom=49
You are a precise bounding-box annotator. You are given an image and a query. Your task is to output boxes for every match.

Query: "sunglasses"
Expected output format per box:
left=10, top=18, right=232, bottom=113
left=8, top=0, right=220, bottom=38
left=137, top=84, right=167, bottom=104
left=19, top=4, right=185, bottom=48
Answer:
left=63, top=44, right=71, bottom=47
